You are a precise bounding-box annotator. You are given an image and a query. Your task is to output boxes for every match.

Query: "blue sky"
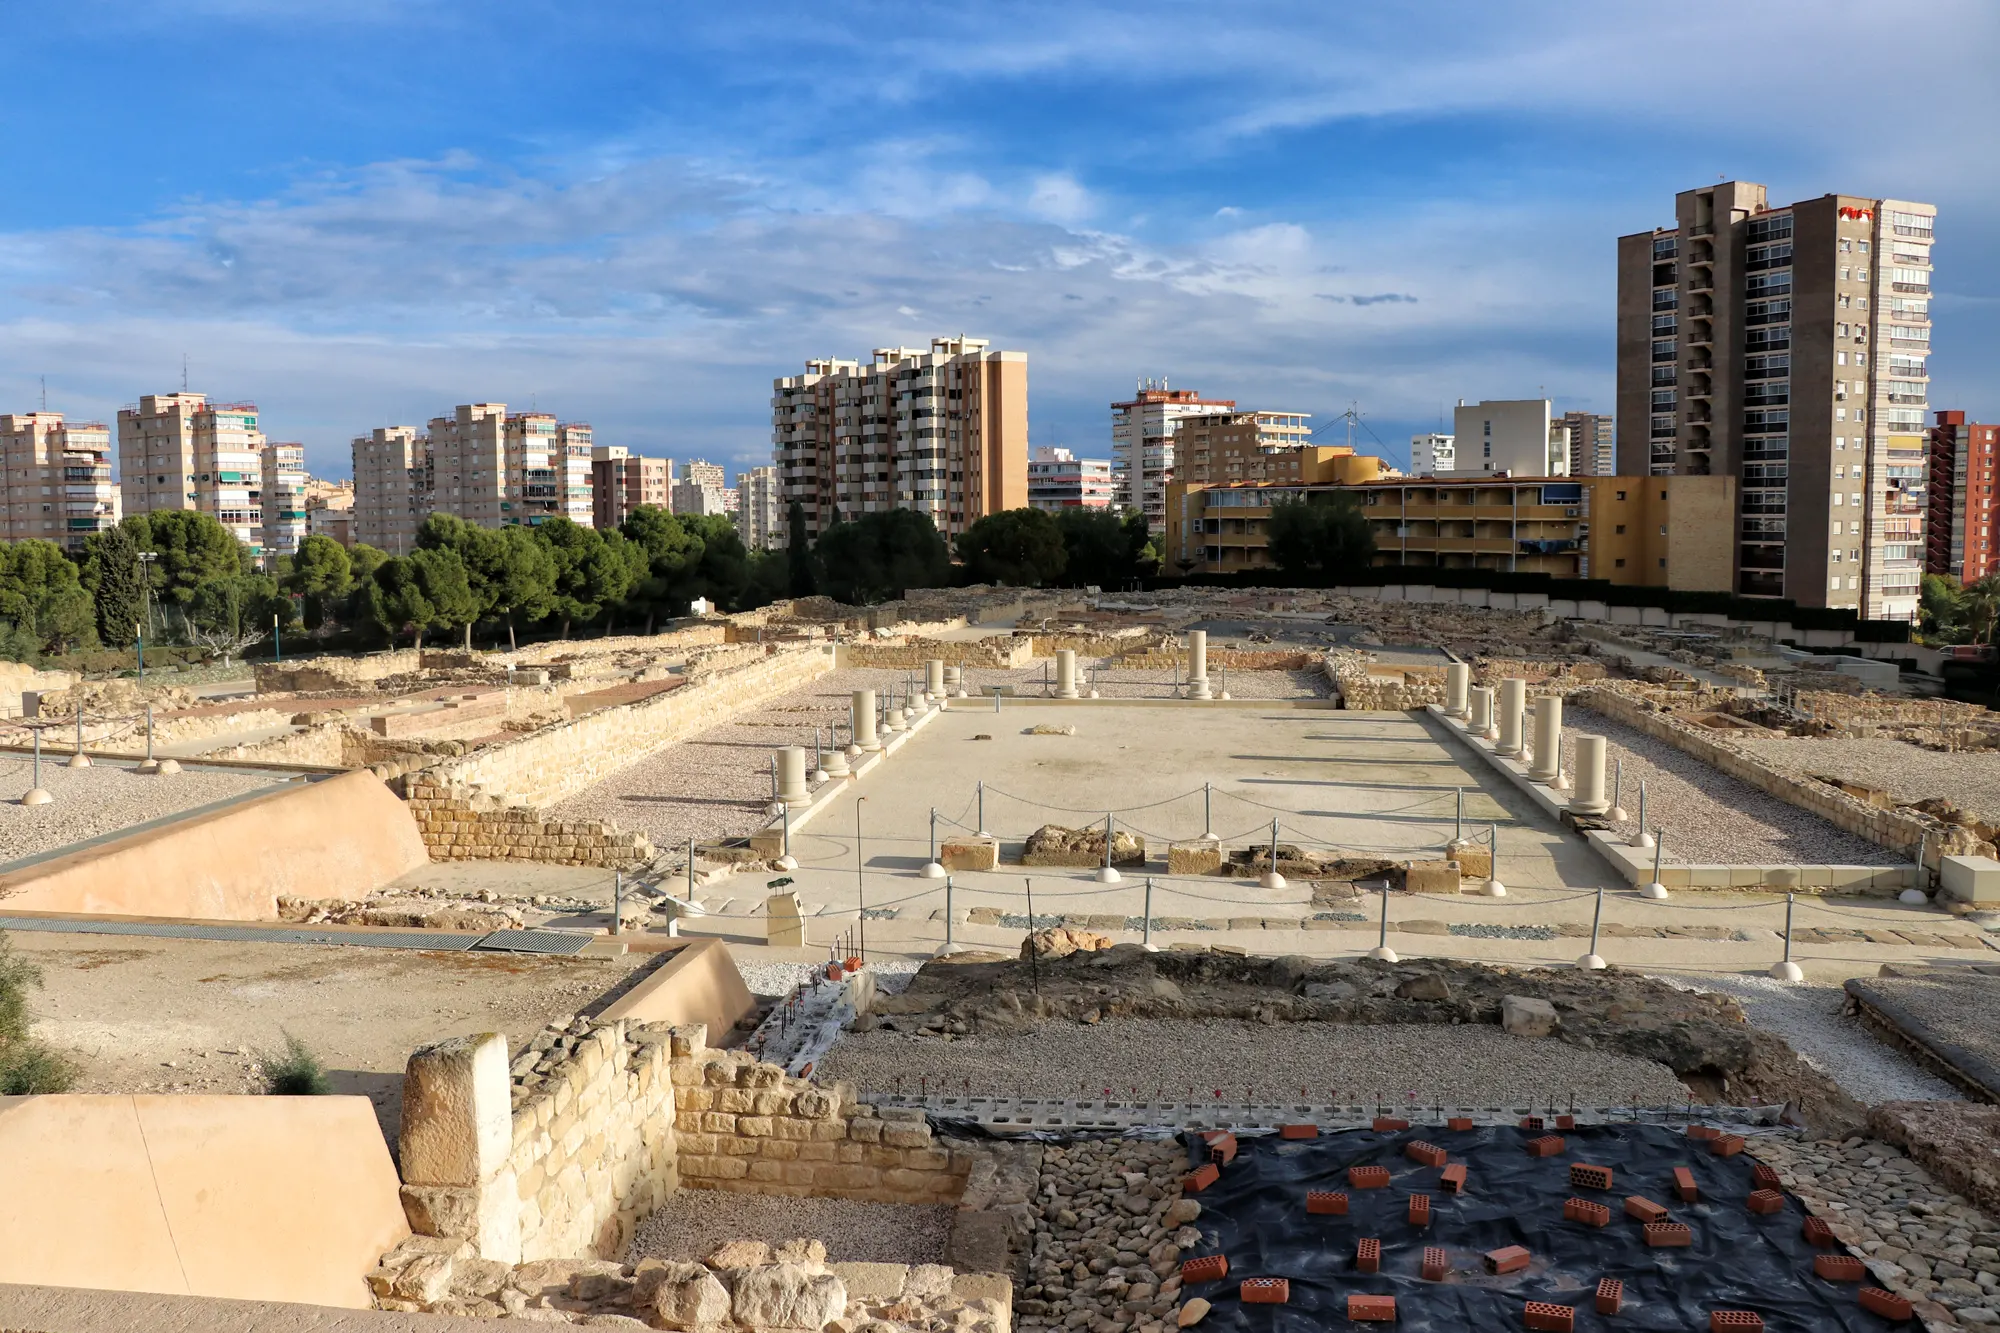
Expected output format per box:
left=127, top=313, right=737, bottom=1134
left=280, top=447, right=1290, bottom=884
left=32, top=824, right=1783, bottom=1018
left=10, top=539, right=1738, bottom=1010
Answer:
left=3, top=0, right=1997, bottom=481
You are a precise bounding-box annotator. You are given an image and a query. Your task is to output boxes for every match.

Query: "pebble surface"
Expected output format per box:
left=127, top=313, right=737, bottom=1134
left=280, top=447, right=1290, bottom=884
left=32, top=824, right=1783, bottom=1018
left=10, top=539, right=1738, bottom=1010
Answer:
left=0, top=760, right=283, bottom=864
left=1733, top=735, right=2000, bottom=830
left=626, top=1189, right=954, bottom=1266
left=1564, top=707, right=1901, bottom=866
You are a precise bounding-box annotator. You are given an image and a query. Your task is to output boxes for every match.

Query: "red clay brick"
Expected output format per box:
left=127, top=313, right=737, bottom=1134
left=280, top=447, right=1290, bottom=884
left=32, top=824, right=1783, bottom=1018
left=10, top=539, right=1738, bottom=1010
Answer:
left=1624, top=1196, right=1669, bottom=1223
left=1183, top=1163, right=1220, bottom=1193
left=1307, top=1190, right=1349, bottom=1216
left=1485, top=1245, right=1530, bottom=1275
left=1526, top=1135, right=1566, bottom=1158
left=1405, top=1140, right=1447, bottom=1167
left=1349, top=1165, right=1391, bottom=1190
left=1746, top=1189, right=1784, bottom=1215
left=1570, top=1163, right=1614, bottom=1191
left=1556, top=1115, right=1576, bottom=1130
left=1240, top=1278, right=1289, bottom=1305
left=1440, top=1163, right=1468, bottom=1194
left=1181, top=1255, right=1228, bottom=1283
left=1688, top=1124, right=1722, bottom=1141
left=1206, top=1132, right=1239, bottom=1165
left=1595, top=1278, right=1623, bottom=1316
left=1348, top=1294, right=1396, bottom=1322
left=1407, top=1193, right=1431, bottom=1227
left=1422, top=1246, right=1448, bottom=1281
left=1520, top=1116, right=1546, bottom=1130
left=1709, top=1312, right=1763, bottom=1332
left=1524, top=1300, right=1575, bottom=1332
left=1674, top=1166, right=1699, bottom=1202
left=1356, top=1238, right=1381, bottom=1273
left=1859, top=1287, right=1913, bottom=1320
left=1814, top=1255, right=1865, bottom=1282
left=1279, top=1123, right=1317, bottom=1140
left=1644, top=1222, right=1693, bottom=1248
left=1563, top=1198, right=1611, bottom=1227
left=1750, top=1163, right=1780, bottom=1189
left=1372, top=1116, right=1410, bottom=1132
left=1803, top=1217, right=1837, bottom=1247
left=1712, top=1134, right=1745, bottom=1158
left=1447, top=1116, right=1474, bottom=1131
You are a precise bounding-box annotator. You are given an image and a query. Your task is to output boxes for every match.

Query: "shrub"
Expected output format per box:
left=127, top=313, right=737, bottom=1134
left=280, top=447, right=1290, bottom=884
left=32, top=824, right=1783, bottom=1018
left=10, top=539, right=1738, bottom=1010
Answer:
left=0, top=1042, right=77, bottom=1095
left=259, top=1032, right=330, bottom=1096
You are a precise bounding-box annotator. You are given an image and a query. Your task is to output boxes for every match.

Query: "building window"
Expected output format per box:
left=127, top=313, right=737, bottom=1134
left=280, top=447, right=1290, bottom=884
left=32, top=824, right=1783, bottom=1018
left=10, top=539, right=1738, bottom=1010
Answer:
left=1616, top=490, right=1627, bottom=501
left=1658, top=558, right=1667, bottom=568
left=1614, top=558, right=1626, bottom=568
left=1615, top=524, right=1626, bottom=534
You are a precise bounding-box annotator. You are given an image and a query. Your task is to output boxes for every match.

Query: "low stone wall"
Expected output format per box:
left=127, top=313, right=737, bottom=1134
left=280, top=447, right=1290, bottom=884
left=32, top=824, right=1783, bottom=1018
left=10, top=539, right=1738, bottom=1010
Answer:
left=1027, top=632, right=1171, bottom=659
left=256, top=651, right=424, bottom=694
left=839, top=638, right=1034, bottom=669
left=402, top=773, right=654, bottom=867
left=1326, top=654, right=1446, bottom=710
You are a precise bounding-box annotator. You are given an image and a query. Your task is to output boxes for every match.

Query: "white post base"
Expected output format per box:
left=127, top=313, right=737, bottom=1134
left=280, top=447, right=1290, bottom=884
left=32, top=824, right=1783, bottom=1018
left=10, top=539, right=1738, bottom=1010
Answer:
left=1096, top=866, right=1122, bottom=884
left=1609, top=806, right=1628, bottom=822
left=21, top=788, right=52, bottom=806
left=1629, top=831, right=1655, bottom=849
left=1483, top=879, right=1506, bottom=897
left=933, top=942, right=962, bottom=958
left=1260, top=871, right=1287, bottom=890
left=1641, top=882, right=1669, bottom=900
left=65, top=754, right=89, bottom=768
left=154, top=758, right=181, bottom=776
left=1577, top=953, right=1607, bottom=970
left=1898, top=888, right=1929, bottom=905
left=774, top=855, right=798, bottom=871
left=1768, top=960, right=1805, bottom=982
left=1368, top=946, right=1399, bottom=962
left=921, top=861, right=946, bottom=879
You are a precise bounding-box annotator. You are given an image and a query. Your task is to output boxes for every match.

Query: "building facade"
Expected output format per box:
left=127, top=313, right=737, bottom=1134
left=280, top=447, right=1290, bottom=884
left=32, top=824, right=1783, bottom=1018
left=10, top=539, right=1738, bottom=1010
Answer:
left=1561, top=412, right=1616, bottom=476
left=0, top=412, right=119, bottom=551
left=737, top=465, right=783, bottom=549
left=1448, top=399, right=1568, bottom=477
left=772, top=336, right=1028, bottom=543
left=305, top=480, right=355, bottom=549
left=671, top=477, right=733, bottom=518
left=1109, top=384, right=1236, bottom=529
left=1927, top=411, right=2000, bottom=583
left=351, top=426, right=428, bottom=553
left=1170, top=411, right=1314, bottom=489
left=1617, top=180, right=1935, bottom=619
left=590, top=447, right=672, bottom=529
left=554, top=423, right=596, bottom=527
left=259, top=443, right=308, bottom=560
left=117, top=392, right=268, bottom=554
left=1026, top=447, right=1116, bottom=512
left=1410, top=433, right=1455, bottom=476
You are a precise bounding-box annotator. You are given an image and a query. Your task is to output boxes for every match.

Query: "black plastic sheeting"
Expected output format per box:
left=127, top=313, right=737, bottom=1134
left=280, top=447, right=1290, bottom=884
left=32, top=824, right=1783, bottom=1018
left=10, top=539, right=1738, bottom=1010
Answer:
left=1179, top=1124, right=1886, bottom=1332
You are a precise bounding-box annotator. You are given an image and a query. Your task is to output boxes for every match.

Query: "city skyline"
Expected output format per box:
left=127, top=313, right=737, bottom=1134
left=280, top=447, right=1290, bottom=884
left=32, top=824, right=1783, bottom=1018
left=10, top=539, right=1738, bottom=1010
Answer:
left=1, top=2, right=1997, bottom=483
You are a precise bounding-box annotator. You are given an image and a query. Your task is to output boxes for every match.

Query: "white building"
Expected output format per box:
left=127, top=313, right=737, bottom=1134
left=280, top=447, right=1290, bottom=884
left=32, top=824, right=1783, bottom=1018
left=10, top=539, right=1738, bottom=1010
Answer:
left=260, top=442, right=307, bottom=560
left=737, top=465, right=782, bottom=548
left=1410, top=433, right=1455, bottom=476
left=1448, top=399, right=1569, bottom=477
left=1109, top=382, right=1239, bottom=529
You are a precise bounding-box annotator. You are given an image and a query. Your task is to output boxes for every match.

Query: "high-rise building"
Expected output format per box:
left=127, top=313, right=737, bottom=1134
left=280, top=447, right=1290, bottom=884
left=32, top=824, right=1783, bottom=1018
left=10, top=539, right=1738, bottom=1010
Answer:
left=1561, top=412, right=1616, bottom=476
left=1170, top=411, right=1314, bottom=489
left=424, top=403, right=507, bottom=529
left=260, top=443, right=307, bottom=560
left=351, top=426, right=428, bottom=553
left=681, top=459, right=726, bottom=491
left=555, top=424, right=595, bottom=527
left=671, top=477, right=733, bottom=517
left=1410, top=433, right=1455, bottom=476
left=590, top=446, right=672, bottom=529
left=1617, top=180, right=1935, bottom=619
left=1110, top=383, right=1237, bottom=529
left=1027, top=447, right=1116, bottom=512
left=772, top=336, right=1028, bottom=542
left=737, top=465, right=783, bottom=549
left=1927, top=411, right=2000, bottom=583
left=305, top=480, right=355, bottom=548
left=1448, top=399, right=1568, bottom=476
left=116, top=392, right=267, bottom=554
left=0, top=412, right=119, bottom=551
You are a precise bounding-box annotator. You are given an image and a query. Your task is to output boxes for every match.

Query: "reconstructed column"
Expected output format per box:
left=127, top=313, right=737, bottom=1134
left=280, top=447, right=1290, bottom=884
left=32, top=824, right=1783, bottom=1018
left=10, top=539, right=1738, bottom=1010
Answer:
left=1445, top=662, right=1470, bottom=718
left=925, top=659, right=946, bottom=698
left=1529, top=695, right=1563, bottom=783
left=1495, top=678, right=1527, bottom=757
left=775, top=745, right=810, bottom=804
left=1186, top=630, right=1212, bottom=700
left=1054, top=649, right=1080, bottom=699
left=852, top=689, right=881, bottom=751
left=1569, top=734, right=1609, bottom=814
left=1468, top=685, right=1494, bottom=736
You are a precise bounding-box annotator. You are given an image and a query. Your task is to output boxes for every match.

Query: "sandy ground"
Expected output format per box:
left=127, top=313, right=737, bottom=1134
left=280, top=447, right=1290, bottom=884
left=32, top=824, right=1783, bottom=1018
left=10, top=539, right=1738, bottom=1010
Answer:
left=9, top=930, right=646, bottom=1149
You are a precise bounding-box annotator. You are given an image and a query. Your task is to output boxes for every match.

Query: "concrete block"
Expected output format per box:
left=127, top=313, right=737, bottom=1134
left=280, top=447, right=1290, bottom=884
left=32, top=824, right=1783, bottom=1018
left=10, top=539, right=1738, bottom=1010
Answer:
left=1167, top=842, right=1224, bottom=876
left=1941, top=855, right=2000, bottom=906
left=940, top=837, right=999, bottom=872
left=1404, top=860, right=1460, bottom=894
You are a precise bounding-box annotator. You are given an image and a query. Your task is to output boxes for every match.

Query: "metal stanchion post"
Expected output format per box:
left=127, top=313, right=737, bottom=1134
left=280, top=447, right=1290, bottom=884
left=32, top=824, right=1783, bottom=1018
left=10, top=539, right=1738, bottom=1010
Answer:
left=1630, top=781, right=1654, bottom=848
left=1642, top=830, right=1668, bottom=899
left=1483, top=822, right=1505, bottom=896
left=1455, top=788, right=1463, bottom=842
left=1203, top=782, right=1213, bottom=841
left=1369, top=885, right=1397, bottom=961
left=613, top=869, right=623, bottom=936
left=1770, top=893, right=1804, bottom=981
left=1577, top=887, right=1606, bottom=969
left=1260, top=817, right=1285, bottom=888
left=977, top=781, right=988, bottom=836
left=1142, top=876, right=1156, bottom=952
left=922, top=806, right=944, bottom=878
left=1097, top=812, right=1121, bottom=883
left=937, top=875, right=957, bottom=958
left=1903, top=831, right=1931, bottom=903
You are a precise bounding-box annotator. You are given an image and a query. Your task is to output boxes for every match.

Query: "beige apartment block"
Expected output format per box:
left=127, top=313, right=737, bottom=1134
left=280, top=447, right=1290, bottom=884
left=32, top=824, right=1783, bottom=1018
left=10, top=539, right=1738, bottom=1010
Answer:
left=1617, top=180, right=1935, bottom=619
left=427, top=402, right=507, bottom=528
left=117, top=392, right=267, bottom=554
left=590, top=446, right=672, bottom=529
left=1110, top=383, right=1237, bottom=529
left=737, top=464, right=782, bottom=548
left=772, top=335, right=1028, bottom=542
left=351, top=426, right=428, bottom=554
left=0, top=412, right=119, bottom=551
left=259, top=442, right=307, bottom=561
left=555, top=423, right=595, bottom=527
left=1172, top=410, right=1314, bottom=488
left=1562, top=411, right=1615, bottom=477
left=1448, top=399, right=1569, bottom=477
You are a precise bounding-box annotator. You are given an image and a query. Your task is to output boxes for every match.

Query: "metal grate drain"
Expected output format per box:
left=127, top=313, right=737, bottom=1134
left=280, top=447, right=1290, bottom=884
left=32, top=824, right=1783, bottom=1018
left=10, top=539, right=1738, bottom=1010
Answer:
left=472, top=928, right=596, bottom=956
left=0, top=916, right=480, bottom=951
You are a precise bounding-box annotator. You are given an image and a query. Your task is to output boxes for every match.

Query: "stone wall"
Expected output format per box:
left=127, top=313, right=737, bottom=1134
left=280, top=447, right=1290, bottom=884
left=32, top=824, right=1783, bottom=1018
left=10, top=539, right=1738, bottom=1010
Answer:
left=839, top=638, right=1034, bottom=669
left=255, top=651, right=424, bottom=694
left=1326, top=653, right=1446, bottom=710
left=401, top=773, right=654, bottom=867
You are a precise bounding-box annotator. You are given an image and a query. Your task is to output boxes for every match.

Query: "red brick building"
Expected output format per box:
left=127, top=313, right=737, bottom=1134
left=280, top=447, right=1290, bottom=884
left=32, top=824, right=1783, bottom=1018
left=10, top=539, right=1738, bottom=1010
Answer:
left=1928, top=411, right=2000, bottom=582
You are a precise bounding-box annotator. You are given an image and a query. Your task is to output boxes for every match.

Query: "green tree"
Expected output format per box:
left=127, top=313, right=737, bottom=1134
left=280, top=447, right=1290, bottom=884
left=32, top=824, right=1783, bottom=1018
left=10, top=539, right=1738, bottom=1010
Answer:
left=361, top=556, right=431, bottom=648
left=416, top=514, right=557, bottom=650
left=0, top=540, right=99, bottom=655
left=284, top=535, right=354, bottom=634
left=786, top=500, right=816, bottom=597
left=621, top=506, right=705, bottom=632
left=958, top=507, right=1068, bottom=587
left=680, top=514, right=755, bottom=611
left=1264, top=496, right=1376, bottom=580
left=410, top=546, right=479, bottom=649
left=813, top=510, right=952, bottom=605
left=125, top=511, right=245, bottom=607
left=536, top=517, right=634, bottom=636
left=1122, top=510, right=1161, bottom=582
left=81, top=522, right=147, bottom=647
left=187, top=573, right=293, bottom=662
left=1055, top=508, right=1140, bottom=588
left=1922, top=573, right=1971, bottom=644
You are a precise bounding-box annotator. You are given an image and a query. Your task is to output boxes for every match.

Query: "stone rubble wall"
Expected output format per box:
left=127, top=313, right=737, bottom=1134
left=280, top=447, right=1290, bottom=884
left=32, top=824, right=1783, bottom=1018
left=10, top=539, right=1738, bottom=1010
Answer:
left=401, top=773, right=654, bottom=867
left=840, top=638, right=1035, bottom=669
left=255, top=650, right=426, bottom=694
left=1325, top=652, right=1445, bottom=710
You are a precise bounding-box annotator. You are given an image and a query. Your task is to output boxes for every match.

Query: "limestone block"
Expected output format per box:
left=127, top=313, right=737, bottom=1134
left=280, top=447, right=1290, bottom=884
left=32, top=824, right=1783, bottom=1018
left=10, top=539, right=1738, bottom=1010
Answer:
left=401, top=1033, right=513, bottom=1188
left=640, top=1260, right=732, bottom=1329
left=1447, top=846, right=1492, bottom=879
left=940, top=837, right=999, bottom=872
left=732, top=1262, right=848, bottom=1327
left=1167, top=842, right=1224, bottom=876
left=767, top=891, right=808, bottom=947
left=401, top=1183, right=481, bottom=1239
left=1501, top=994, right=1559, bottom=1039
left=832, top=1261, right=909, bottom=1302
left=1403, top=860, right=1461, bottom=894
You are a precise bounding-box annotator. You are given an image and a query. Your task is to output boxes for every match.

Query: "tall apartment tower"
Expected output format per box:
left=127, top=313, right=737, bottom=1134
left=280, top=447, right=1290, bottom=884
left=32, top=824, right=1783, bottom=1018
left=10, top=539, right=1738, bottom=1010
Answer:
left=116, top=392, right=267, bottom=554
left=737, top=465, right=782, bottom=549
left=425, top=403, right=508, bottom=528
left=772, top=336, right=1028, bottom=543
left=1561, top=412, right=1615, bottom=476
left=351, top=426, right=429, bottom=553
left=1927, top=411, right=2000, bottom=583
left=1618, top=181, right=1935, bottom=619
left=1171, top=411, right=1314, bottom=488
left=0, top=412, right=119, bottom=550
left=555, top=423, right=595, bottom=527
left=1110, top=384, right=1237, bottom=530
left=260, top=443, right=307, bottom=560
left=590, top=446, right=672, bottom=529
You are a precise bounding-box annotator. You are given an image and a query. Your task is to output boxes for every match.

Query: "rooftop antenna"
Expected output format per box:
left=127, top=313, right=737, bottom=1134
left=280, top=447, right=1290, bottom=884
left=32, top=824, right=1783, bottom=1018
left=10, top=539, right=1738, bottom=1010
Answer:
left=181, top=354, right=188, bottom=391
left=40, top=376, right=46, bottom=411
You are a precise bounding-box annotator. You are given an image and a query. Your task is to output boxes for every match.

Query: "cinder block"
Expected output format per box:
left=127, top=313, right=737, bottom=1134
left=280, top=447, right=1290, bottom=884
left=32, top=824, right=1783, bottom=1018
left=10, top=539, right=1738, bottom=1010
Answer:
left=1802, top=1217, right=1837, bottom=1247
left=1710, top=1312, right=1763, bottom=1332
left=1205, top=1131, right=1239, bottom=1164
left=1440, top=1163, right=1467, bottom=1194
left=1307, top=1190, right=1348, bottom=1216
left=1687, top=1125, right=1721, bottom=1141
left=1356, top=1238, right=1381, bottom=1273
left=1570, top=1163, right=1613, bottom=1191
left=1747, top=1189, right=1784, bottom=1215
left=1563, top=1198, right=1610, bottom=1227
left=1484, top=1245, right=1530, bottom=1275
left=1860, top=1286, right=1913, bottom=1320
left=1348, top=1294, right=1396, bottom=1322
left=1407, top=1193, right=1431, bottom=1227
left=1180, top=1255, right=1228, bottom=1284
left=1674, top=1167, right=1699, bottom=1202
left=1644, top=1222, right=1693, bottom=1248
left=1447, top=1117, right=1474, bottom=1131
left=1625, top=1196, right=1668, bottom=1223
left=1349, top=1165, right=1391, bottom=1189
left=1815, top=1255, right=1865, bottom=1282
left=1240, top=1278, right=1288, bottom=1305
left=1524, top=1300, right=1575, bottom=1332
left=1555, top=1115, right=1575, bottom=1130
left=1711, top=1135, right=1745, bottom=1158
left=1406, top=1141, right=1447, bottom=1167
left=1751, top=1164, right=1782, bottom=1190
left=1183, top=1163, right=1220, bottom=1193
left=1595, top=1278, right=1623, bottom=1315
left=1526, top=1135, right=1566, bottom=1158
left=1279, top=1124, right=1318, bottom=1140
left=1520, top=1116, right=1546, bottom=1131
left=1372, top=1116, right=1410, bottom=1132
left=1422, top=1246, right=1447, bottom=1281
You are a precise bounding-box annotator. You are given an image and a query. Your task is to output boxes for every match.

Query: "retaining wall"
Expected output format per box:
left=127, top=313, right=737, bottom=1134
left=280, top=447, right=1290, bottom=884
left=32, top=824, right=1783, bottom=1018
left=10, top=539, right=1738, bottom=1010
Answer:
left=837, top=639, right=1034, bottom=669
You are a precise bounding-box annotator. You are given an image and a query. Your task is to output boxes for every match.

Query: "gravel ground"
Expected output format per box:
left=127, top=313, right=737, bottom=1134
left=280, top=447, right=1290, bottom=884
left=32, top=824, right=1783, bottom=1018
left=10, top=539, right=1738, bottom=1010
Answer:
left=1847, top=970, right=2000, bottom=1083
left=817, top=1019, right=1689, bottom=1106
left=627, top=1189, right=954, bottom=1266
left=1562, top=707, right=1901, bottom=866
left=1733, top=735, right=2000, bottom=828
left=733, top=957, right=920, bottom=1000
left=1658, top=972, right=1959, bottom=1105
left=0, top=759, right=285, bottom=863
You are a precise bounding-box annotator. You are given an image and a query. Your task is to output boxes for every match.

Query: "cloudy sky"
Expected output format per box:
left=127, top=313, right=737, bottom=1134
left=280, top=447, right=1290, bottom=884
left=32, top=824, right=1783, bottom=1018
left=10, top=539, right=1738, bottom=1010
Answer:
left=3, top=0, right=1997, bottom=481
